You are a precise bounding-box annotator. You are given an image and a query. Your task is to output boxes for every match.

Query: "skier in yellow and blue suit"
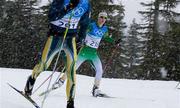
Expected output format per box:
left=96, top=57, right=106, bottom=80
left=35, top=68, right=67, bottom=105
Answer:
left=23, top=0, right=91, bottom=108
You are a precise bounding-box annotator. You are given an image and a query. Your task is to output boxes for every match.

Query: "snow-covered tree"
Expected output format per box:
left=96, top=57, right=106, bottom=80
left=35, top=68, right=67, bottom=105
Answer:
left=121, top=19, right=144, bottom=79
left=139, top=0, right=180, bottom=80
left=1, top=0, right=47, bottom=68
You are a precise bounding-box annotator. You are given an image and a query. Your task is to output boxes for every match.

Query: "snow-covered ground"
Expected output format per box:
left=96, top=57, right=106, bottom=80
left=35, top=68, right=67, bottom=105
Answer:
left=0, top=68, right=180, bottom=108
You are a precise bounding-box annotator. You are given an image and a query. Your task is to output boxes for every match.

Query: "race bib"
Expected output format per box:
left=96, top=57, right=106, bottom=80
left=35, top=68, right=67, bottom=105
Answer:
left=50, top=17, right=80, bottom=29
left=85, top=34, right=101, bottom=49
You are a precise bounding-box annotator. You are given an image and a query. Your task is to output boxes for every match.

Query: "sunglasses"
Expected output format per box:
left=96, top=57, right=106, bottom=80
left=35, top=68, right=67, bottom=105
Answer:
left=99, top=16, right=107, bottom=19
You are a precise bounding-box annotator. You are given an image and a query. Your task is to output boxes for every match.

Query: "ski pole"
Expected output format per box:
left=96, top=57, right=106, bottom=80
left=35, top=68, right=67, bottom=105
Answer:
left=41, top=12, right=74, bottom=108
left=33, top=39, right=77, bottom=94
left=38, top=67, right=66, bottom=97
left=32, top=64, right=63, bottom=94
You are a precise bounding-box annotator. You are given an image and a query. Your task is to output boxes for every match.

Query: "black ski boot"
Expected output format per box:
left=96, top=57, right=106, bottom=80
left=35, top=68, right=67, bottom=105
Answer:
left=92, top=85, right=104, bottom=97
left=67, top=99, right=74, bottom=108
left=92, top=85, right=99, bottom=97
left=24, top=75, right=35, bottom=96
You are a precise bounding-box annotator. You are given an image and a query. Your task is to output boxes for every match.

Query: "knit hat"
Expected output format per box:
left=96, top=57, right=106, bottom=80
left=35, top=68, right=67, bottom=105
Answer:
left=98, top=12, right=108, bottom=18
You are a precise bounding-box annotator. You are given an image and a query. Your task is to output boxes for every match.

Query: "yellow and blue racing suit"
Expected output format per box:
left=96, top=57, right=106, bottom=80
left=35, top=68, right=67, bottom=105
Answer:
left=24, top=0, right=91, bottom=103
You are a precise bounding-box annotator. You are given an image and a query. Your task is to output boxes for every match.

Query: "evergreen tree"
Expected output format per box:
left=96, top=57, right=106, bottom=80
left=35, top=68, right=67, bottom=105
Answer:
left=139, top=0, right=180, bottom=80
left=0, top=0, right=5, bottom=21
left=0, top=0, right=16, bottom=67
left=162, top=21, right=180, bottom=80
left=158, top=0, right=180, bottom=80
left=0, top=0, right=6, bottom=66
left=1, top=0, right=47, bottom=68
left=122, top=19, right=144, bottom=79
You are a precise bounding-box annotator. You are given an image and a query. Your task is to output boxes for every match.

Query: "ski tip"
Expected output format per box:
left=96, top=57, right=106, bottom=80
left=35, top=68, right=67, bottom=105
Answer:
left=7, top=82, right=14, bottom=88
left=6, top=82, right=11, bottom=85
left=36, top=105, right=41, bottom=108
left=39, top=93, right=45, bottom=96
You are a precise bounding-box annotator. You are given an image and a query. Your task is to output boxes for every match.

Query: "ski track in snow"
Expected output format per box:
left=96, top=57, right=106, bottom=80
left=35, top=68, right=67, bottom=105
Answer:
left=0, top=68, right=180, bottom=108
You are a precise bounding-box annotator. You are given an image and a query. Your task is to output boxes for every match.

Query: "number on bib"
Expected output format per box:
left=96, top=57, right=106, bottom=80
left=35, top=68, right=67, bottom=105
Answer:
left=85, top=34, right=101, bottom=49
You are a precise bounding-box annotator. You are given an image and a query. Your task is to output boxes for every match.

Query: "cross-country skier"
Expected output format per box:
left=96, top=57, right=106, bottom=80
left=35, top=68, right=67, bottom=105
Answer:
left=52, top=11, right=121, bottom=97
left=23, top=0, right=91, bottom=108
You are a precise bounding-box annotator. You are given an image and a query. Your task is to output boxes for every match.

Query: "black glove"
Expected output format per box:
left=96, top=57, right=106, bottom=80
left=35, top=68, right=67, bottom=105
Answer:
left=65, top=4, right=73, bottom=11
left=70, top=0, right=79, bottom=7
left=65, top=0, right=79, bottom=11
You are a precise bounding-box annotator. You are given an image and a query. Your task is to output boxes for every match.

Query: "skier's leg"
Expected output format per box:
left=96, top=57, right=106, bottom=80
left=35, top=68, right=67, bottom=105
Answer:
left=75, top=48, right=87, bottom=70
left=92, top=54, right=103, bottom=87
left=52, top=47, right=86, bottom=89
left=24, top=36, right=62, bottom=96
left=91, top=54, right=103, bottom=96
left=57, top=53, right=68, bottom=82
left=64, top=37, right=77, bottom=108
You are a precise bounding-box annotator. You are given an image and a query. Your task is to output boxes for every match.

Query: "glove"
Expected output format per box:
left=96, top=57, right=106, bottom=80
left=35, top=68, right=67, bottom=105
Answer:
left=70, top=0, right=79, bottom=7
left=65, top=0, right=79, bottom=11
left=65, top=3, right=73, bottom=11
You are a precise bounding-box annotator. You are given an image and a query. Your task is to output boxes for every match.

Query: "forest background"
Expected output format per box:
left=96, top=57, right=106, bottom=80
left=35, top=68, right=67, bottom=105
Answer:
left=0, top=0, right=180, bottom=81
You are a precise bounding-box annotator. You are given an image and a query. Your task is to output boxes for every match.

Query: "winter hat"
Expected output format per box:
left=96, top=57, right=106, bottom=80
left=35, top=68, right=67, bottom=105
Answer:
left=98, top=12, right=108, bottom=18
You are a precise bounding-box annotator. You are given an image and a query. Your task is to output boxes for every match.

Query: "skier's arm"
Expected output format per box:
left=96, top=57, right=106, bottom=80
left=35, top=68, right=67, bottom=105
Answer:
left=77, top=5, right=91, bottom=43
left=48, top=0, right=79, bottom=21
left=103, top=31, right=121, bottom=46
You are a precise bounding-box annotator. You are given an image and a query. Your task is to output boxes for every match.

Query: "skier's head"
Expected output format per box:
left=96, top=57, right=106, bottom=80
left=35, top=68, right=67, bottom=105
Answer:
left=97, top=11, right=108, bottom=27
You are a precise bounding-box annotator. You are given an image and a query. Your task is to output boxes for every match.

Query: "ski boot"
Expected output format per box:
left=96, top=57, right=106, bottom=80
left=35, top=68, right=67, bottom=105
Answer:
left=92, top=85, right=105, bottom=97
left=52, top=78, right=65, bottom=89
left=67, top=99, right=74, bottom=108
left=24, top=75, right=35, bottom=97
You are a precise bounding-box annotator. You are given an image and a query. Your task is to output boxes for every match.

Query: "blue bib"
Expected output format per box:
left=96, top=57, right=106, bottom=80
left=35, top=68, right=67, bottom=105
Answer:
left=51, top=0, right=89, bottom=29
left=84, top=22, right=108, bottom=48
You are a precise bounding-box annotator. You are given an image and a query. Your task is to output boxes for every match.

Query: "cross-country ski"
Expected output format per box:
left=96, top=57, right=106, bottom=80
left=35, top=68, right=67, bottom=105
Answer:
left=7, top=83, right=40, bottom=108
